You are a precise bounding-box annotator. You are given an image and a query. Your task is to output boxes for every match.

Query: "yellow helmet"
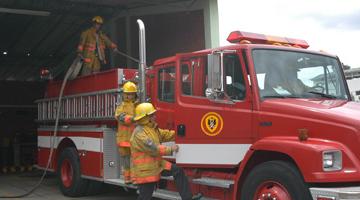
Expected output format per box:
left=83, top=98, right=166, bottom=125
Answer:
left=92, top=16, right=104, bottom=24
left=122, top=81, right=137, bottom=93
left=134, top=103, right=156, bottom=121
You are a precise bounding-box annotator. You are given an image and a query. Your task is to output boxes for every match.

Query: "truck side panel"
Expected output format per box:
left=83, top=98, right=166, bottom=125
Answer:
left=37, top=128, right=104, bottom=178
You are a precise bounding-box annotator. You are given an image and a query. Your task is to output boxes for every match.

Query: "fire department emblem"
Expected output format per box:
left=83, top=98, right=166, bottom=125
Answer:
left=201, top=112, right=223, bottom=136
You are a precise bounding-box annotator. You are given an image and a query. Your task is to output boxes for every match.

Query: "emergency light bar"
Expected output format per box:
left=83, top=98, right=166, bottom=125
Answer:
left=227, top=31, right=309, bottom=49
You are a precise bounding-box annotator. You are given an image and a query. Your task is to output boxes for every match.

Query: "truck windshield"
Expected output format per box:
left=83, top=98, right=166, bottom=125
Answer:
left=252, top=49, right=348, bottom=100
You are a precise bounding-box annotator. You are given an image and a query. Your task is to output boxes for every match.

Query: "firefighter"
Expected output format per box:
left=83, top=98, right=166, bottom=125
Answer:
left=265, top=64, right=310, bottom=96
left=130, top=103, right=201, bottom=200
left=114, top=81, right=138, bottom=184
left=284, top=66, right=311, bottom=94
left=77, top=16, right=118, bottom=76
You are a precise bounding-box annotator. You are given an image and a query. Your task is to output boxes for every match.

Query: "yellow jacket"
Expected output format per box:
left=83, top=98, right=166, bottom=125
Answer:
left=77, top=27, right=117, bottom=64
left=114, top=101, right=135, bottom=147
left=130, top=123, right=175, bottom=184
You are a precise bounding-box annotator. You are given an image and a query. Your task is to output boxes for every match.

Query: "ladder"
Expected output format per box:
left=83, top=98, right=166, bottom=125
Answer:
left=36, top=88, right=121, bottom=122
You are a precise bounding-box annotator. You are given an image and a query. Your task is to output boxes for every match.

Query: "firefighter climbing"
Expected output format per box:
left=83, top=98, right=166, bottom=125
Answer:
left=130, top=102, right=202, bottom=200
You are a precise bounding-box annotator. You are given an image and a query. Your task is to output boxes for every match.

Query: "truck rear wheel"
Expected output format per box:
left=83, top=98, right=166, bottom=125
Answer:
left=57, top=147, right=89, bottom=197
left=240, top=160, right=312, bottom=200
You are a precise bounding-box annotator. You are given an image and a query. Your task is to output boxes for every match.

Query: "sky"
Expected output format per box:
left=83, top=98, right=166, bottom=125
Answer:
left=218, top=0, right=360, bottom=68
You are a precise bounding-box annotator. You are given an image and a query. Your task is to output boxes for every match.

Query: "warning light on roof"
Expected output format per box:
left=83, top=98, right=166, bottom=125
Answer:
left=227, top=31, right=309, bottom=49
left=3, top=51, right=7, bottom=55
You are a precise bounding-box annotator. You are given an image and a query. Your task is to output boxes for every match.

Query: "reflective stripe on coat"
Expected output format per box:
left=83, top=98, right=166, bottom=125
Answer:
left=77, top=27, right=117, bottom=65
left=130, top=124, right=174, bottom=184
left=115, top=101, right=135, bottom=148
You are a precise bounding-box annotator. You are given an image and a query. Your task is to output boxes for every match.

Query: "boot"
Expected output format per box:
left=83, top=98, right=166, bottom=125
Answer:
left=192, top=193, right=203, bottom=200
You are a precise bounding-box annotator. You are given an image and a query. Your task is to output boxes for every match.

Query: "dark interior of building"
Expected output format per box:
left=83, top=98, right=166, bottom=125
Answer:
left=0, top=0, right=204, bottom=172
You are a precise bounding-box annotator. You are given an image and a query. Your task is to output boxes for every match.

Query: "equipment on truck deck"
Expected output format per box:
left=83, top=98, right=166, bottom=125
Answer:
left=68, top=56, right=84, bottom=80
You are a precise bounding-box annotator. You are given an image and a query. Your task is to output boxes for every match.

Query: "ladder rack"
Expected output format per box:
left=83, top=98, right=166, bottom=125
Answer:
left=36, top=88, right=121, bottom=122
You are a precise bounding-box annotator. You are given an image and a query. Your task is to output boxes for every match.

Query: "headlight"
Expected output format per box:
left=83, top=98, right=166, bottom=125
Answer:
left=322, top=150, right=342, bottom=171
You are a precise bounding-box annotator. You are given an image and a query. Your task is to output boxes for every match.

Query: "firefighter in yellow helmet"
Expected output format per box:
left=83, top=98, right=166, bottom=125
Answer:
left=130, top=103, right=201, bottom=200
left=77, top=16, right=118, bottom=76
left=114, top=81, right=138, bottom=184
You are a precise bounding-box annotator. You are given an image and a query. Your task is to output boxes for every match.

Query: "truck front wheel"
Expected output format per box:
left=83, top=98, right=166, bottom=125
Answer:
left=241, top=160, right=312, bottom=200
left=57, top=147, right=89, bottom=197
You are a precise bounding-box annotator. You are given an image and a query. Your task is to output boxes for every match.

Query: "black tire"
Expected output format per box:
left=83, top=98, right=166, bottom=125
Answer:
left=57, top=147, right=89, bottom=197
left=240, top=160, right=312, bottom=200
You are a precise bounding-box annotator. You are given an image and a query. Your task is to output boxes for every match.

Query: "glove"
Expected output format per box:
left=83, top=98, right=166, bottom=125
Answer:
left=77, top=53, right=84, bottom=60
left=131, top=116, right=136, bottom=123
left=171, top=145, right=179, bottom=153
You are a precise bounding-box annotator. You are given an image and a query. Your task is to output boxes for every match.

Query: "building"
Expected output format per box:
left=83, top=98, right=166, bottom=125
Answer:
left=345, top=68, right=360, bottom=101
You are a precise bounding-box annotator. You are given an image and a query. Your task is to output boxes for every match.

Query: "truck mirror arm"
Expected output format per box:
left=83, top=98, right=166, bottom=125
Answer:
left=205, top=88, right=235, bottom=104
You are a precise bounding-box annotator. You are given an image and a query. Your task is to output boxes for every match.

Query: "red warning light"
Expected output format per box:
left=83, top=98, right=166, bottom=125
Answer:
left=227, top=31, right=309, bottom=49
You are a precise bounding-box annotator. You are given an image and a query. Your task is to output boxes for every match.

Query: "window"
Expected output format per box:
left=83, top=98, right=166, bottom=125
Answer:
left=181, top=58, right=207, bottom=97
left=224, top=54, right=246, bottom=100
left=252, top=49, right=348, bottom=99
left=180, top=55, right=245, bottom=101
left=181, top=64, right=192, bottom=95
left=158, top=67, right=175, bottom=102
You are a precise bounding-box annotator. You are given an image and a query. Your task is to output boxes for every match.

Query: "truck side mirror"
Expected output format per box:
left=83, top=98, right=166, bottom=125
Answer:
left=206, top=54, right=223, bottom=99
left=207, top=53, right=222, bottom=91
left=206, top=51, right=237, bottom=104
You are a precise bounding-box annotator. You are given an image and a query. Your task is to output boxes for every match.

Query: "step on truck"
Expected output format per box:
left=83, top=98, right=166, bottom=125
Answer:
left=36, top=20, right=360, bottom=200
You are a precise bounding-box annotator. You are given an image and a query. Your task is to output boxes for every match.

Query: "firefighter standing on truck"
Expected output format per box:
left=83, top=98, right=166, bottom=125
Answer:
left=77, top=16, right=117, bottom=76
left=130, top=103, right=201, bottom=200
left=114, top=81, right=138, bottom=184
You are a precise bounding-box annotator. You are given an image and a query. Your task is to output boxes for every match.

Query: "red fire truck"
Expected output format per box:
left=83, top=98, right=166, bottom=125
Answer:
left=36, top=21, right=360, bottom=200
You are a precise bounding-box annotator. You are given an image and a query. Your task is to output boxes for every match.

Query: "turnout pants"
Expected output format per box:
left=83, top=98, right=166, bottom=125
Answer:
left=81, top=56, right=101, bottom=76
left=137, top=164, right=193, bottom=200
left=119, top=147, right=131, bottom=183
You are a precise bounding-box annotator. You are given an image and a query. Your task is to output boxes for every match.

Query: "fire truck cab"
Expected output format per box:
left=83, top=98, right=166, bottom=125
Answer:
left=36, top=28, right=360, bottom=200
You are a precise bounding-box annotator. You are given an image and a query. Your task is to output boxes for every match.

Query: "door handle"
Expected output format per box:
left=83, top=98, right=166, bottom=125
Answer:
left=177, top=124, right=186, bottom=137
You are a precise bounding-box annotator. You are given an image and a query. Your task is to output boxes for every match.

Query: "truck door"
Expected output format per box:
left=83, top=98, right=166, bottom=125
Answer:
left=152, top=63, right=176, bottom=130
left=174, top=53, right=253, bottom=167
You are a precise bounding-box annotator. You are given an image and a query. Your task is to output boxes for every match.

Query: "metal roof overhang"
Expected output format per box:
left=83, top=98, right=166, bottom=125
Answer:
left=0, top=0, right=194, bottom=81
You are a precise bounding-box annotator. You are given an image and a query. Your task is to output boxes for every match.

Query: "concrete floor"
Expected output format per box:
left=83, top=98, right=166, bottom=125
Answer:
left=0, top=171, right=137, bottom=200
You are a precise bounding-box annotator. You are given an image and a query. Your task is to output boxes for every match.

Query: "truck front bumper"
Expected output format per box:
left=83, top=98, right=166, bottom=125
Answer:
left=310, top=186, right=360, bottom=200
